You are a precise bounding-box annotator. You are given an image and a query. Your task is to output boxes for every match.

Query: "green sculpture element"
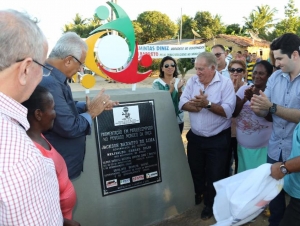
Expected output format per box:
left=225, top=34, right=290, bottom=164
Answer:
left=91, top=1, right=136, bottom=59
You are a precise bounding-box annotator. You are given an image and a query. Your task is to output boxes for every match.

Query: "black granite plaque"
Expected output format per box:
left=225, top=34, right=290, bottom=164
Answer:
left=94, top=100, right=161, bottom=196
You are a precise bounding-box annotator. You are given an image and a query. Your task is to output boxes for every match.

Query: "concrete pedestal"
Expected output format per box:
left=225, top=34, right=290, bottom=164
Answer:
left=72, top=88, right=194, bottom=226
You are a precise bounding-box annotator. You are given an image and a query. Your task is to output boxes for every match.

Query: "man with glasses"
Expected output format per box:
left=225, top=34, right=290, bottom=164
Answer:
left=179, top=52, right=235, bottom=221
left=211, top=44, right=230, bottom=78
left=0, top=10, right=63, bottom=225
left=39, top=32, right=118, bottom=180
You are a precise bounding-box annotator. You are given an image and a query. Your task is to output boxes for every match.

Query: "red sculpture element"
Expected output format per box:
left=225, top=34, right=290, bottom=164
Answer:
left=139, top=54, right=152, bottom=67
left=98, top=43, right=152, bottom=84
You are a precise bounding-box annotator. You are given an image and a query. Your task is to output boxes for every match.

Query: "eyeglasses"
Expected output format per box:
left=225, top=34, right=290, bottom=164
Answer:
left=229, top=68, right=244, bottom=73
left=16, top=58, right=53, bottom=76
left=164, top=64, right=176, bottom=68
left=214, top=53, right=224, bottom=58
left=71, top=55, right=85, bottom=68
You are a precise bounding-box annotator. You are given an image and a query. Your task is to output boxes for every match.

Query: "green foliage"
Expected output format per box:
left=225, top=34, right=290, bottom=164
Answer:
left=194, top=11, right=226, bottom=39
left=272, top=0, right=300, bottom=37
left=177, top=58, right=194, bottom=77
left=63, top=14, right=102, bottom=38
left=176, top=15, right=198, bottom=39
left=243, top=5, right=277, bottom=36
left=225, top=24, right=246, bottom=35
left=135, top=11, right=177, bottom=44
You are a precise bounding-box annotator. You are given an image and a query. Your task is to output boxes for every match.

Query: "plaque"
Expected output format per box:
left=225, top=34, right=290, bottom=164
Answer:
left=94, top=100, right=161, bottom=195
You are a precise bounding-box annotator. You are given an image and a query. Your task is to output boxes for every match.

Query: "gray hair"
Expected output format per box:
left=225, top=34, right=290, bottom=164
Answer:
left=196, top=52, right=217, bottom=69
left=49, top=32, right=88, bottom=59
left=0, top=10, right=47, bottom=71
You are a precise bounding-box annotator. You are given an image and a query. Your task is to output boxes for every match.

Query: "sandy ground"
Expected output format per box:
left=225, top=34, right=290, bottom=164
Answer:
left=69, top=70, right=269, bottom=226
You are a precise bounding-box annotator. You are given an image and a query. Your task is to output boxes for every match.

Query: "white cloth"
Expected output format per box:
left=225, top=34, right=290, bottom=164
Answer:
left=212, top=163, right=283, bottom=226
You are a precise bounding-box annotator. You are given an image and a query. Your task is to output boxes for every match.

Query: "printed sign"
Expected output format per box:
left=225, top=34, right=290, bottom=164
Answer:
left=138, top=44, right=205, bottom=59
left=95, top=100, right=162, bottom=196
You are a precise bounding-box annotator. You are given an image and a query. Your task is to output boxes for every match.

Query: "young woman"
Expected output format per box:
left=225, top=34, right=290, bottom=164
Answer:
left=22, top=86, right=79, bottom=226
left=152, top=56, right=185, bottom=133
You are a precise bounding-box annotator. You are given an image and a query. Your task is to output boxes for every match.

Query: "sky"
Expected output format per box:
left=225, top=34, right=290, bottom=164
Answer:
left=1, top=0, right=299, bottom=49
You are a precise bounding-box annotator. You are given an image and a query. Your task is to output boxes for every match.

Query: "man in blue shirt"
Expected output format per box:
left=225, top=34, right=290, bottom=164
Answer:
left=40, top=32, right=117, bottom=179
left=251, top=33, right=300, bottom=226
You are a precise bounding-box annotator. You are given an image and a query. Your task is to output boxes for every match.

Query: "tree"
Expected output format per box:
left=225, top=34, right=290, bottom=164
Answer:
left=135, top=11, right=177, bottom=44
left=194, top=11, right=225, bottom=39
left=243, top=5, right=277, bottom=36
left=272, top=0, right=300, bottom=37
left=63, top=14, right=102, bottom=38
left=176, top=15, right=198, bottom=39
left=225, top=24, right=246, bottom=35
left=177, top=58, right=194, bottom=77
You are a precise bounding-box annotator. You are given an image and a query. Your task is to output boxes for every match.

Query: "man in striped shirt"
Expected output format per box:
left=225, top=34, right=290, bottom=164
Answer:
left=0, top=10, right=63, bottom=225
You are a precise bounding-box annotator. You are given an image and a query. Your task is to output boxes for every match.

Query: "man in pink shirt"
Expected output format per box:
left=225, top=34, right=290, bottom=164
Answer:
left=0, top=10, right=63, bottom=225
left=179, top=52, right=236, bottom=220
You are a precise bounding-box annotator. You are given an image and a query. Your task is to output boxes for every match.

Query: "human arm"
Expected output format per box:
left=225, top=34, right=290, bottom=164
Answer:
left=251, top=90, right=300, bottom=123
left=232, top=85, right=248, bottom=117
left=179, top=77, right=202, bottom=112
left=271, top=157, right=300, bottom=180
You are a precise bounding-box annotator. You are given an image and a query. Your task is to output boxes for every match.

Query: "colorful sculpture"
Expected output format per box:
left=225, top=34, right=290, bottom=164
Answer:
left=83, top=1, right=152, bottom=86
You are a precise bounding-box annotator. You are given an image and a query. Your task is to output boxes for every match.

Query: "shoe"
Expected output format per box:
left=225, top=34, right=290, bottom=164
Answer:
left=195, top=194, right=203, bottom=205
left=263, top=206, right=270, bottom=217
left=201, top=206, right=213, bottom=221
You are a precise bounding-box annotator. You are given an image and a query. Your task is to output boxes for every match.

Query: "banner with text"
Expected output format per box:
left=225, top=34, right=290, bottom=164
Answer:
left=138, top=44, right=205, bottom=59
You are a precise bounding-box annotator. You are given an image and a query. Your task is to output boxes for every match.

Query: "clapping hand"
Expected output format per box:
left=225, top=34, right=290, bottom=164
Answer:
left=244, top=85, right=254, bottom=102
left=177, top=78, right=185, bottom=90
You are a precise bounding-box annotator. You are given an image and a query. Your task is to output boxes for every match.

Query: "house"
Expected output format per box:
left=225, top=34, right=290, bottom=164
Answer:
left=202, top=34, right=271, bottom=60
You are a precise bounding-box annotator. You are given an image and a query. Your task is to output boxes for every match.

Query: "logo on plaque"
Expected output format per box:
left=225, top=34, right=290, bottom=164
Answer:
left=113, top=105, right=140, bottom=126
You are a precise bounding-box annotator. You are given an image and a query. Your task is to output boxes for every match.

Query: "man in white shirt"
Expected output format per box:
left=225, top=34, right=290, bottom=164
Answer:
left=211, top=44, right=230, bottom=78
left=0, top=10, right=63, bottom=225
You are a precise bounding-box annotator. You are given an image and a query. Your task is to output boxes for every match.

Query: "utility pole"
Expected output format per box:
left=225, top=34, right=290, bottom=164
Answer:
left=180, top=7, right=182, bottom=45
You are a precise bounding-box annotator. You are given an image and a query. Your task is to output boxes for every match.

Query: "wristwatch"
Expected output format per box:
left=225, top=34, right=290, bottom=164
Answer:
left=206, top=101, right=212, bottom=109
left=280, top=161, right=290, bottom=175
left=269, top=103, right=277, bottom=114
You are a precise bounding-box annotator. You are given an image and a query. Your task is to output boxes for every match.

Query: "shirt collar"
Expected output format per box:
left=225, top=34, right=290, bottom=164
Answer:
left=0, top=92, right=29, bottom=130
left=45, top=63, right=68, bottom=84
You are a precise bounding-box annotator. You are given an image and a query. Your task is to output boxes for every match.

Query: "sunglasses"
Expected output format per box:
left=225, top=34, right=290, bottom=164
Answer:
left=229, top=68, right=244, bottom=73
left=214, top=53, right=224, bottom=58
left=164, top=64, right=176, bottom=68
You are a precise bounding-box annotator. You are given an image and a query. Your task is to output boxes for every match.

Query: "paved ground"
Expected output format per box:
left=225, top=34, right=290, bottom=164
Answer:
left=70, top=73, right=271, bottom=226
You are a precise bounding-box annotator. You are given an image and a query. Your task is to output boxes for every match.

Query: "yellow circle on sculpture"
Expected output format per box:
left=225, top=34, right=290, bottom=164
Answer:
left=81, top=74, right=96, bottom=89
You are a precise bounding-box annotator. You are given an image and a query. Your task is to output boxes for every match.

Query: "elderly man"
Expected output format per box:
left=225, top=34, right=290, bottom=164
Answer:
left=251, top=33, right=300, bottom=226
left=39, top=32, right=117, bottom=180
left=211, top=44, right=230, bottom=78
left=179, top=52, right=236, bottom=220
left=0, top=10, right=63, bottom=225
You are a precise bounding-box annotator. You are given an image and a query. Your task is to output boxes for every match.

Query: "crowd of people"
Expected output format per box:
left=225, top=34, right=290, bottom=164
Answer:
left=2, top=8, right=300, bottom=226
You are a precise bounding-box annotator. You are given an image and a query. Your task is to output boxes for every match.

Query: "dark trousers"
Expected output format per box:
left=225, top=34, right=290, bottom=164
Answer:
left=280, top=197, right=300, bottom=226
left=179, top=123, right=184, bottom=134
left=267, top=154, right=286, bottom=226
left=186, top=128, right=231, bottom=209
left=228, top=137, right=238, bottom=176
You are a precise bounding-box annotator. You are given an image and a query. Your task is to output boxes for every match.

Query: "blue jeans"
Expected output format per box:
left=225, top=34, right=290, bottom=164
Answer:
left=267, top=155, right=286, bottom=226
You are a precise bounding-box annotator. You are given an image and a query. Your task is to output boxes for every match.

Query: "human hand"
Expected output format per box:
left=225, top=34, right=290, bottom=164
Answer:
left=86, top=89, right=111, bottom=119
left=169, top=78, right=176, bottom=90
left=250, top=90, right=272, bottom=112
left=104, top=100, right=119, bottom=110
left=63, top=218, right=81, bottom=226
left=244, top=85, right=254, bottom=102
left=270, top=162, right=285, bottom=180
left=190, top=89, right=208, bottom=108
left=177, top=78, right=185, bottom=90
